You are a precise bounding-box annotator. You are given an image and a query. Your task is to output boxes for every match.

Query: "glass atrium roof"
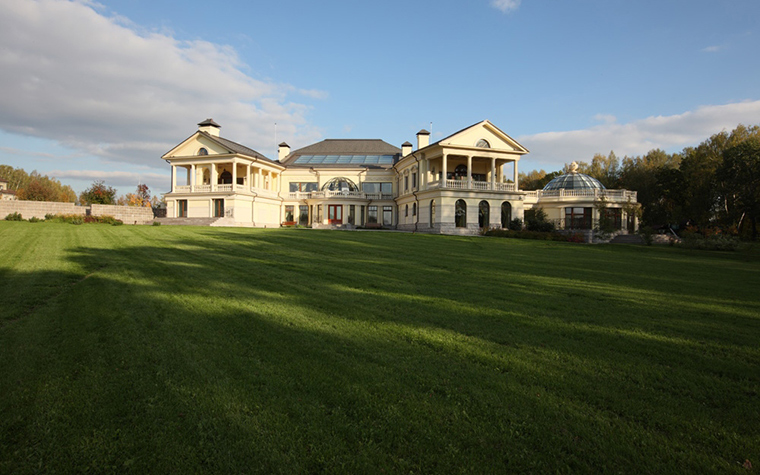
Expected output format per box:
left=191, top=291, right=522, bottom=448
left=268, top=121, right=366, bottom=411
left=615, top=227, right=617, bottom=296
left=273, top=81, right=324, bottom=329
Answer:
left=292, top=155, right=395, bottom=165
left=543, top=172, right=605, bottom=191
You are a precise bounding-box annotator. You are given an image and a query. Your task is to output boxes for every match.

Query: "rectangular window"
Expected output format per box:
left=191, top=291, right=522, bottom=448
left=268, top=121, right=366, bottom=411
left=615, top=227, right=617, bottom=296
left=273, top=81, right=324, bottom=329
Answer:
left=299, top=205, right=309, bottom=225
left=348, top=205, right=355, bottom=225
left=404, top=175, right=409, bottom=191
left=368, top=205, right=378, bottom=224
left=412, top=172, right=417, bottom=188
left=565, top=207, right=592, bottom=230
left=289, top=182, right=318, bottom=192
left=284, top=205, right=294, bottom=222
left=383, top=206, right=393, bottom=226
left=362, top=182, right=393, bottom=196
left=604, top=208, right=623, bottom=229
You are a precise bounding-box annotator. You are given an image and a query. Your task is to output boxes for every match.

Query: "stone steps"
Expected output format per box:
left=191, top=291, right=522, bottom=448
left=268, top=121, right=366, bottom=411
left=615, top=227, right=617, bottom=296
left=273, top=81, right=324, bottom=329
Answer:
left=154, top=217, right=221, bottom=226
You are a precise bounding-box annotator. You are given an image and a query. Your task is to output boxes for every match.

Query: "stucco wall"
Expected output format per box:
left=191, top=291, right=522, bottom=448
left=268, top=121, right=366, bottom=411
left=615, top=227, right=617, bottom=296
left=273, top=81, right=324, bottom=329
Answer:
left=1, top=200, right=153, bottom=224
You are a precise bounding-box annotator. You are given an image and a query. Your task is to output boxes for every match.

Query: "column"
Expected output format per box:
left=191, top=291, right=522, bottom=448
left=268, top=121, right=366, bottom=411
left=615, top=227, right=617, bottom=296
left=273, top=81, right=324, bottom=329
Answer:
left=258, top=168, right=263, bottom=190
left=490, top=157, right=496, bottom=190
left=442, top=155, right=448, bottom=186
left=232, top=160, right=237, bottom=189
left=466, top=155, right=472, bottom=189
left=246, top=163, right=251, bottom=190
left=191, top=164, right=196, bottom=191
left=171, top=165, right=176, bottom=192
left=211, top=163, right=217, bottom=191
left=421, top=159, right=428, bottom=189
left=513, top=160, right=519, bottom=190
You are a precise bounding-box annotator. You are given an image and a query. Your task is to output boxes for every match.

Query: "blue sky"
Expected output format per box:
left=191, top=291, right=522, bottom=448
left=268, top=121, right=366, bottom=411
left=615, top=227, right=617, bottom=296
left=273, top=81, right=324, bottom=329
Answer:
left=1, top=0, right=759, bottom=196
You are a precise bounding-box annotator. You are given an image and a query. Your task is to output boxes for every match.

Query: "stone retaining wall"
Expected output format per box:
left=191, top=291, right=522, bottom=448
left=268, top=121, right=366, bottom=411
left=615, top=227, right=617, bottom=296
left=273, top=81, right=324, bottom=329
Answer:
left=1, top=200, right=153, bottom=225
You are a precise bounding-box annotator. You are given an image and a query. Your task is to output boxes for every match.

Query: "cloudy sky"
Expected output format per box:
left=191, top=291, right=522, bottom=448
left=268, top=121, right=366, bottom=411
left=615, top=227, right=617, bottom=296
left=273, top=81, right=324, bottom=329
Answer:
left=1, top=0, right=759, bottom=195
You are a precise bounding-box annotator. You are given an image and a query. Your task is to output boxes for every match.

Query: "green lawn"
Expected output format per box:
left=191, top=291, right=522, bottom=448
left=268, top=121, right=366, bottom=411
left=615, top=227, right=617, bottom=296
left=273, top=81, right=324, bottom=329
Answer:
left=0, top=222, right=758, bottom=474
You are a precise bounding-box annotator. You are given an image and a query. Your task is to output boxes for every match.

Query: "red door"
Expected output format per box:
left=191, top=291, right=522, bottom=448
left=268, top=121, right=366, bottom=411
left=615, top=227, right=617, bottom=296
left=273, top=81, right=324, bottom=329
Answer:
left=328, top=205, right=343, bottom=224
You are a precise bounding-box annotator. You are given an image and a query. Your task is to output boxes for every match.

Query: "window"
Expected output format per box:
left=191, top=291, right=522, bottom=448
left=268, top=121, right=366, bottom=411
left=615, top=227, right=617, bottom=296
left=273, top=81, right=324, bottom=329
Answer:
left=289, top=182, right=318, bottom=192
left=299, top=205, right=309, bottom=225
left=405, top=204, right=409, bottom=217
left=455, top=200, right=467, bottom=228
left=604, top=208, right=623, bottom=230
left=451, top=164, right=468, bottom=180
left=412, top=172, right=417, bottom=188
left=404, top=175, right=409, bottom=191
left=284, top=205, right=294, bottom=222
left=565, top=207, right=592, bottom=230
left=348, top=205, right=355, bottom=225
left=362, top=182, right=392, bottom=196
left=430, top=200, right=435, bottom=226
left=198, top=148, right=208, bottom=155
left=219, top=171, right=232, bottom=184
left=501, top=202, right=512, bottom=228
left=412, top=203, right=417, bottom=216
left=479, top=201, right=490, bottom=228
left=383, top=206, right=393, bottom=226
left=476, top=139, right=490, bottom=148
left=368, top=205, right=378, bottom=224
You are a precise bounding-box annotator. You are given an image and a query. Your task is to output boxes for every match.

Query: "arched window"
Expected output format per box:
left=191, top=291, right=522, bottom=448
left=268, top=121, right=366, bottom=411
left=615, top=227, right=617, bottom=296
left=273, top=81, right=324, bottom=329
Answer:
left=430, top=200, right=436, bottom=227
left=476, top=139, right=490, bottom=148
left=501, top=201, right=512, bottom=228
left=203, top=168, right=210, bottom=185
left=219, top=170, right=232, bottom=184
left=198, top=148, right=208, bottom=156
left=479, top=201, right=490, bottom=228
left=455, top=199, right=467, bottom=228
left=454, top=164, right=468, bottom=180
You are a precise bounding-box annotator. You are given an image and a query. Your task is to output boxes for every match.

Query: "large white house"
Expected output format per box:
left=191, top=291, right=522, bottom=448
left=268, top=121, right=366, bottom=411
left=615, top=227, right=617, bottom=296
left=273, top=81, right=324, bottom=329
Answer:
left=162, top=119, right=638, bottom=234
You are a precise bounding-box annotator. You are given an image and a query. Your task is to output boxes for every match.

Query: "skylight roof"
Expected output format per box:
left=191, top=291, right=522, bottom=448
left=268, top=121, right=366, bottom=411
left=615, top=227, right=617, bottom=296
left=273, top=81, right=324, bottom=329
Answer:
left=292, top=155, right=395, bottom=165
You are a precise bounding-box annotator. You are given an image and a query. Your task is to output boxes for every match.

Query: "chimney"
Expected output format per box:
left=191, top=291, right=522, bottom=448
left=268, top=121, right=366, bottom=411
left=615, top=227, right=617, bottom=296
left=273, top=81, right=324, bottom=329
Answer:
left=198, top=118, right=221, bottom=137
left=401, top=141, right=412, bottom=157
left=416, top=129, right=430, bottom=150
left=278, top=142, right=291, bottom=161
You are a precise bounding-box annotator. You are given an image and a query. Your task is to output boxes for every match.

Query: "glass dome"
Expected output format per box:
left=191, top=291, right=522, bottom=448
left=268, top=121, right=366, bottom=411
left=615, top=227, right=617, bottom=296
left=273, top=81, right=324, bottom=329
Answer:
left=321, top=177, right=359, bottom=192
left=542, top=162, right=605, bottom=191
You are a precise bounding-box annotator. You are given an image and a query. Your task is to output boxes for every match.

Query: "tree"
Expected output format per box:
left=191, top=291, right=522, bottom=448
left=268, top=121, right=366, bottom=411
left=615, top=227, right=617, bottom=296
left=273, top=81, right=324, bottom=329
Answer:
left=17, top=178, right=59, bottom=201
left=79, top=180, right=117, bottom=205
left=717, top=138, right=760, bottom=239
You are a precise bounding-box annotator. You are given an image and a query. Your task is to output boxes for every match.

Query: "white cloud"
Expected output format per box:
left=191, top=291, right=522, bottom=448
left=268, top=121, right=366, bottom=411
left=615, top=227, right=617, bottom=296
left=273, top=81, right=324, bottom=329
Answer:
left=491, top=0, right=521, bottom=13
left=48, top=169, right=168, bottom=194
left=0, top=0, right=324, bottom=169
left=518, top=100, right=760, bottom=171
left=702, top=45, right=721, bottom=53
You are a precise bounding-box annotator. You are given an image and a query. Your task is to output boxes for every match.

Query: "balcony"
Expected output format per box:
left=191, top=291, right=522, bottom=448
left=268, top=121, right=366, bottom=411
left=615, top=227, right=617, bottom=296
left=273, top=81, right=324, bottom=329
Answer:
left=426, top=180, right=517, bottom=192
left=523, top=189, right=637, bottom=204
left=171, top=184, right=277, bottom=197
left=287, top=191, right=394, bottom=200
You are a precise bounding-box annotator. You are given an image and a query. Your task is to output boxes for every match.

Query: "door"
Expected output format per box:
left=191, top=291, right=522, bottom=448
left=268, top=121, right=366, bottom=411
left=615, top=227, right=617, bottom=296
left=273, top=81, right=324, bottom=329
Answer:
left=213, top=199, right=224, bottom=217
left=178, top=200, right=187, bottom=218
left=328, top=205, right=343, bottom=224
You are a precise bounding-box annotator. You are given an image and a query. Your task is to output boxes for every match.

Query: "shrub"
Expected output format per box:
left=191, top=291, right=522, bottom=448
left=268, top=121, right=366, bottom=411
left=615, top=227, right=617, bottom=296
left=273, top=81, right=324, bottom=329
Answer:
left=5, top=212, right=23, bottom=221
left=524, top=207, right=555, bottom=232
left=152, top=221, right=161, bottom=226
left=508, top=218, right=523, bottom=231
left=639, top=226, right=654, bottom=246
left=27, top=216, right=43, bottom=223
left=484, top=228, right=579, bottom=242
left=680, top=234, right=740, bottom=251
left=113, top=220, right=124, bottom=226
left=44, top=213, right=56, bottom=220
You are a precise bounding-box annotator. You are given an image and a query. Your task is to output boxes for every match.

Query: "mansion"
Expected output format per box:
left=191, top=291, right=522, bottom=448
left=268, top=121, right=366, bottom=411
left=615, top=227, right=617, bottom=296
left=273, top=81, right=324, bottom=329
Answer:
left=162, top=119, right=638, bottom=234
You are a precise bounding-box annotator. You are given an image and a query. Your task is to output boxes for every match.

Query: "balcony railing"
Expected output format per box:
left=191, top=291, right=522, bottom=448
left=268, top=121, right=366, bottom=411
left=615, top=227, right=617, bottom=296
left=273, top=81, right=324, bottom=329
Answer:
left=426, top=180, right=516, bottom=192
left=288, top=191, right=394, bottom=200
left=171, top=184, right=276, bottom=194
left=523, top=189, right=637, bottom=201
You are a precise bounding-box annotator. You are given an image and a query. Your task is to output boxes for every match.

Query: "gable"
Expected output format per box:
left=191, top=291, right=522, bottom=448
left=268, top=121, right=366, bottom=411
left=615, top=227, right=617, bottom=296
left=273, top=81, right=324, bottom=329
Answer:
left=162, top=132, right=231, bottom=158
left=437, top=120, right=528, bottom=154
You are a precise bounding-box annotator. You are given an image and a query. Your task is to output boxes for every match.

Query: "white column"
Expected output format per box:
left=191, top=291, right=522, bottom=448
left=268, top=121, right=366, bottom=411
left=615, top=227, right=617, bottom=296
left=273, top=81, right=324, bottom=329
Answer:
left=442, top=155, right=447, bottom=185
left=191, top=164, right=196, bottom=191
left=211, top=163, right=217, bottom=191
left=246, top=163, right=251, bottom=190
left=421, top=159, right=428, bottom=189
left=171, top=165, right=177, bottom=192
left=490, top=157, right=496, bottom=190
left=513, top=160, right=519, bottom=190
left=466, top=155, right=472, bottom=189
left=258, top=168, right=263, bottom=190
left=232, top=160, right=237, bottom=189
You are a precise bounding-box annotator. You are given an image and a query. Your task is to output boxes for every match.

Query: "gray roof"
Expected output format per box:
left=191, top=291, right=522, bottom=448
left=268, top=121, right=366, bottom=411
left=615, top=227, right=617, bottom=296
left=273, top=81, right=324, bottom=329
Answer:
left=281, top=139, right=401, bottom=168
left=198, top=131, right=276, bottom=163
left=198, top=118, right=220, bottom=128
left=543, top=172, right=605, bottom=191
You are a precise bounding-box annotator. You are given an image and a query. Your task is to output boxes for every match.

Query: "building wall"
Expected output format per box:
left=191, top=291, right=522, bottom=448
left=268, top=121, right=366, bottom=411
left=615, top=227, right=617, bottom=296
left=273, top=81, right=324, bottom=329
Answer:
left=0, top=200, right=153, bottom=224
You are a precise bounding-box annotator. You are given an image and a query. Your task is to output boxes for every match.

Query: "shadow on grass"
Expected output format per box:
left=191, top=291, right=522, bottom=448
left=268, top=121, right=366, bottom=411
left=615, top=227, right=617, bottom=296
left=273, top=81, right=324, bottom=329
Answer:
left=1, top=226, right=758, bottom=473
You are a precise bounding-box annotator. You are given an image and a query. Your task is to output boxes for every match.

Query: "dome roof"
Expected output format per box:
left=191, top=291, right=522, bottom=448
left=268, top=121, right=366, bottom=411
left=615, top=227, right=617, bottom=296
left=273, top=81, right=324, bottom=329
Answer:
left=321, top=177, right=359, bottom=192
left=543, top=162, right=605, bottom=191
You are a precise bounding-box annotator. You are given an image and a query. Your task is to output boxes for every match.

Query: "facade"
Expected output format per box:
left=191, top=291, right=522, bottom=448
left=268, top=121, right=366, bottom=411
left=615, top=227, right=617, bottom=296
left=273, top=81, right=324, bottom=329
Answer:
left=0, top=179, right=17, bottom=201
left=162, top=120, right=638, bottom=234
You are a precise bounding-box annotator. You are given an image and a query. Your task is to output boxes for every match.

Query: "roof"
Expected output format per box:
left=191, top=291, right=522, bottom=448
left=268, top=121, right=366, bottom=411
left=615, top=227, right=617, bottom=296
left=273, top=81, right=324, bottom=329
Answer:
left=198, top=131, right=276, bottom=163
left=281, top=139, right=401, bottom=168
left=543, top=172, right=605, bottom=191
left=197, top=118, right=220, bottom=128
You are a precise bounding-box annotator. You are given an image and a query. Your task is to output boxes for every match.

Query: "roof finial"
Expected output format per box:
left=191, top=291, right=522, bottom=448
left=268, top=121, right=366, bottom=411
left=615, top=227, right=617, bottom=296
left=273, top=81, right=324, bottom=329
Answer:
left=569, top=161, right=579, bottom=173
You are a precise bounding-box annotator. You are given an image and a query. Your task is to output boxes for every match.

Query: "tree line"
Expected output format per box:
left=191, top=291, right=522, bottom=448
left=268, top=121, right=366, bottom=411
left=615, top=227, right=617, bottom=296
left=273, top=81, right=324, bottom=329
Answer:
left=519, top=124, right=760, bottom=239
left=0, top=166, right=161, bottom=208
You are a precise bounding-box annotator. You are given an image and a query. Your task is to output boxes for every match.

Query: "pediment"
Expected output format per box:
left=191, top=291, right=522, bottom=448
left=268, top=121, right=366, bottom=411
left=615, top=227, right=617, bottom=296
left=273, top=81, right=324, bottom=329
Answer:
left=162, top=132, right=232, bottom=159
left=438, top=120, right=529, bottom=154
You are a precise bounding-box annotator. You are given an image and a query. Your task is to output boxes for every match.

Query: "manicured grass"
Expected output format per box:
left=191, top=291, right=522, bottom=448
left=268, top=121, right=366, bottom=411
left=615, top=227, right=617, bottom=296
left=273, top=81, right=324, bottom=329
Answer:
left=0, top=222, right=758, bottom=474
